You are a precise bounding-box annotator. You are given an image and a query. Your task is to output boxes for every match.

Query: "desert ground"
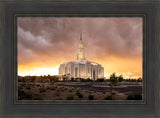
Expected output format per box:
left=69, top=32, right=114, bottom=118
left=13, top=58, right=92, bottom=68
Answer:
left=18, top=81, right=142, bottom=100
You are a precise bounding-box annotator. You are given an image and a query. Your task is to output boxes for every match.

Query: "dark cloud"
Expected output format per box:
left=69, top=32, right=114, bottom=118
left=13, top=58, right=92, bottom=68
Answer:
left=18, top=17, right=142, bottom=65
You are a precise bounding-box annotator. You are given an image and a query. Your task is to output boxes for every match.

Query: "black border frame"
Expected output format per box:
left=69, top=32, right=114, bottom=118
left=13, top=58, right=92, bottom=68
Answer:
left=1, top=1, right=159, bottom=118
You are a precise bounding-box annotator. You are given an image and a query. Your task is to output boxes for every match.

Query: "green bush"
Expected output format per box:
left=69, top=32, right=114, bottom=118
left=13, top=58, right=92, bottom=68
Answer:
left=88, top=95, right=94, bottom=100
left=127, top=93, right=142, bottom=100
left=67, top=95, right=74, bottom=100
left=104, top=95, right=112, bottom=100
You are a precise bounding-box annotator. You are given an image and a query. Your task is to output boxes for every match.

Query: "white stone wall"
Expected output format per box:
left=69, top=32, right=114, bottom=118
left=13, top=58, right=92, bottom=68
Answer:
left=59, top=61, right=104, bottom=80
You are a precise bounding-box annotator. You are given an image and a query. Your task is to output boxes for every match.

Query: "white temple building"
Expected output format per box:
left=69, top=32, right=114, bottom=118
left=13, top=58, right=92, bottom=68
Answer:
left=59, top=33, right=104, bottom=81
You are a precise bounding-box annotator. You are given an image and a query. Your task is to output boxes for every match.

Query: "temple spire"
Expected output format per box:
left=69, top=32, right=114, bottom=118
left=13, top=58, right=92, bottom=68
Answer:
left=76, top=32, right=86, bottom=60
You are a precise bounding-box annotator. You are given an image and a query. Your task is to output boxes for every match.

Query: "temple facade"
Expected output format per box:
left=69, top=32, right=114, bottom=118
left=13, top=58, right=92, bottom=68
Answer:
left=59, top=33, right=104, bottom=81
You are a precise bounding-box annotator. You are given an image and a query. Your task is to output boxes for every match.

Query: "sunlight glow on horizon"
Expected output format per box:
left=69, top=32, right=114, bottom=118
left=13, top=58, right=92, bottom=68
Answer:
left=18, top=66, right=59, bottom=76
left=18, top=66, right=142, bottom=79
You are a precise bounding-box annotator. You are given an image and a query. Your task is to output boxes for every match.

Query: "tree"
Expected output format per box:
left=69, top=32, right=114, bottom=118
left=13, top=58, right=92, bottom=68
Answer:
left=63, top=75, right=67, bottom=82
left=118, top=75, right=123, bottom=82
left=137, top=77, right=142, bottom=82
left=109, top=73, right=118, bottom=100
left=47, top=74, right=51, bottom=79
left=110, top=72, right=118, bottom=86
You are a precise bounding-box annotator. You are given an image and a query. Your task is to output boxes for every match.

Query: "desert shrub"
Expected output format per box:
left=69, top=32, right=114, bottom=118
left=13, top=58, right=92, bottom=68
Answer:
left=134, top=93, right=142, bottom=100
left=37, top=84, right=40, bottom=87
left=18, top=89, right=32, bottom=100
left=76, top=91, right=83, bottom=98
left=39, top=88, right=46, bottom=93
left=67, top=95, right=74, bottom=100
left=26, top=86, right=31, bottom=89
left=51, top=87, right=56, bottom=91
left=76, top=87, right=81, bottom=91
left=127, top=94, right=135, bottom=100
left=88, top=95, right=94, bottom=100
left=104, top=95, right=112, bottom=100
left=61, top=89, right=64, bottom=92
left=112, top=92, right=115, bottom=95
left=56, top=98, right=63, bottom=100
left=97, top=78, right=104, bottom=82
left=50, top=87, right=56, bottom=91
left=68, top=89, right=72, bottom=92
left=59, top=87, right=62, bottom=89
left=127, top=93, right=142, bottom=100
left=65, top=87, right=68, bottom=90
left=46, top=86, right=50, bottom=89
left=88, top=91, right=92, bottom=94
left=32, top=94, right=42, bottom=100
left=77, top=93, right=83, bottom=98
left=76, top=90, right=80, bottom=93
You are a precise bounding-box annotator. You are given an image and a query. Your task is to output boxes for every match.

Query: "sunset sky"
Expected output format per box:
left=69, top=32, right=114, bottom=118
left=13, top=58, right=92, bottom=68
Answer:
left=18, top=17, right=142, bottom=79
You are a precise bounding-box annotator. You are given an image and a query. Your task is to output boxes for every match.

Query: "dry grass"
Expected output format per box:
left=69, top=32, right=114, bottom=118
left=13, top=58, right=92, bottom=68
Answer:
left=18, top=82, right=127, bottom=100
